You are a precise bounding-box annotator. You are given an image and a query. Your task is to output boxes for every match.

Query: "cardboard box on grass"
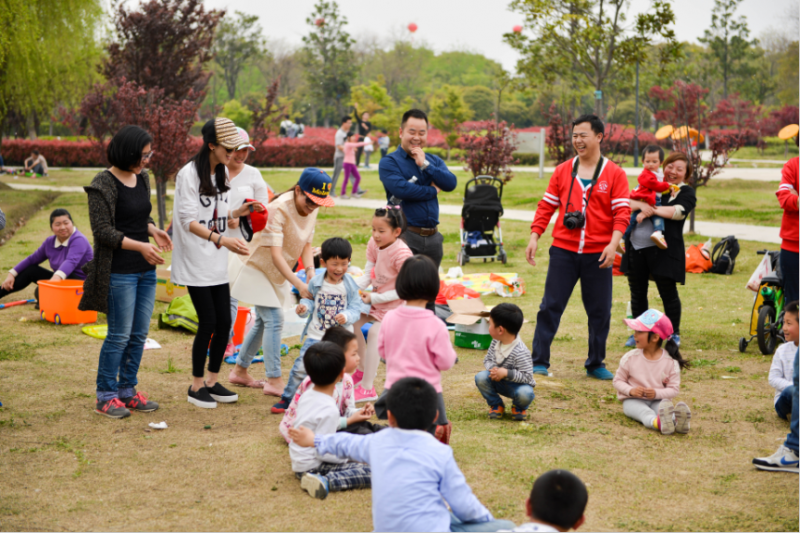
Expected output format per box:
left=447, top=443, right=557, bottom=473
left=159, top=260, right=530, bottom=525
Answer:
left=155, top=269, right=189, bottom=303
left=447, top=298, right=493, bottom=350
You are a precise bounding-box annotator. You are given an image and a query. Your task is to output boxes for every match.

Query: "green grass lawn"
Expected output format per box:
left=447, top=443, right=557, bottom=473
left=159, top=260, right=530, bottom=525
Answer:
left=0, top=191, right=797, bottom=531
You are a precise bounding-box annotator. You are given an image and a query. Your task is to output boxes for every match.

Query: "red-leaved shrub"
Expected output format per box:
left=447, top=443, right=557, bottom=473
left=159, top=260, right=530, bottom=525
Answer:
left=1, top=137, right=336, bottom=168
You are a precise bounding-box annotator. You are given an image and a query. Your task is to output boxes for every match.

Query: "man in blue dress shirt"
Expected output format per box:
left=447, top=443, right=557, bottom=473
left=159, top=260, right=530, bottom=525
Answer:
left=379, top=109, right=458, bottom=268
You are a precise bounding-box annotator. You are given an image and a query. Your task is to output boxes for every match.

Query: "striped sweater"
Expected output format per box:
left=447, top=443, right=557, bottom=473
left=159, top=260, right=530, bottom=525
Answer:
left=483, top=338, right=535, bottom=385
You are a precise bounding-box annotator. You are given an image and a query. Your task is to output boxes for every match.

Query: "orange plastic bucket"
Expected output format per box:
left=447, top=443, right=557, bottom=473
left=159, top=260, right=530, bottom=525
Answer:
left=38, top=280, right=97, bottom=325
left=232, top=305, right=252, bottom=345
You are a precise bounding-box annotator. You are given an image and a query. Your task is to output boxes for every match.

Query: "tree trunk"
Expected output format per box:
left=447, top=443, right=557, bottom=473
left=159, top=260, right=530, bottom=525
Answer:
left=156, top=178, right=167, bottom=230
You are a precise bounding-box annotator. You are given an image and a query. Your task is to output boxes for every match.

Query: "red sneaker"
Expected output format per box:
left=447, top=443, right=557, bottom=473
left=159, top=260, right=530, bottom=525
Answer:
left=434, top=422, right=452, bottom=445
left=120, top=391, right=159, bottom=412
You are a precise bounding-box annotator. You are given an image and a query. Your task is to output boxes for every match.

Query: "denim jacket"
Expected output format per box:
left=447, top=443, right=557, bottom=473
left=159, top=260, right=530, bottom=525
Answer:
left=299, top=270, right=365, bottom=340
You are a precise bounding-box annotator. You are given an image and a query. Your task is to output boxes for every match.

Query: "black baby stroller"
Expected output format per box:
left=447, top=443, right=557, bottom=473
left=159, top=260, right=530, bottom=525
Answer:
left=457, top=176, right=507, bottom=266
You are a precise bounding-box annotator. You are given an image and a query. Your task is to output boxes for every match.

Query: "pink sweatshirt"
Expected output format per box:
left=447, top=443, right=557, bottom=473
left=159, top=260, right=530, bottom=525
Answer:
left=366, top=237, right=413, bottom=321
left=613, top=349, right=681, bottom=401
left=378, top=306, right=457, bottom=392
left=343, top=141, right=369, bottom=165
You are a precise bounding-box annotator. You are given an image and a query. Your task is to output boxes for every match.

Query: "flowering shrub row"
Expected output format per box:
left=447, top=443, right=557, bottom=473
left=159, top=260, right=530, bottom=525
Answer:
left=1, top=137, right=337, bottom=168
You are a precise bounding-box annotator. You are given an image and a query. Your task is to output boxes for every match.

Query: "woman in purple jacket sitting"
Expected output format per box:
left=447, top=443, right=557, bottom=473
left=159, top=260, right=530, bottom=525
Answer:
left=0, top=208, right=93, bottom=304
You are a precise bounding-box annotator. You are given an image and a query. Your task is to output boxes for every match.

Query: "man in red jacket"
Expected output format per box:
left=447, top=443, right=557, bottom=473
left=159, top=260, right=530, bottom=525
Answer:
left=525, top=115, right=631, bottom=380
left=778, top=153, right=799, bottom=306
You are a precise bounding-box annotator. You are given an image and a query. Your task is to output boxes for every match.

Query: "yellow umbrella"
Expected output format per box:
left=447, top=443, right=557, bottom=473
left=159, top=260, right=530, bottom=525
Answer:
left=778, top=124, right=799, bottom=140
left=655, top=125, right=674, bottom=140
left=671, top=126, right=705, bottom=145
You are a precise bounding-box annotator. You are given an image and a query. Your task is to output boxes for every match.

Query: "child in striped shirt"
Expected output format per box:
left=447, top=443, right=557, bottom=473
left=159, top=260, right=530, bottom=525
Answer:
left=475, top=303, right=535, bottom=421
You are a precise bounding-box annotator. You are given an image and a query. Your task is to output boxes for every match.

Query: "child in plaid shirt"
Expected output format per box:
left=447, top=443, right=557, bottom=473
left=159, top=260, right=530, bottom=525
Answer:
left=289, top=341, right=371, bottom=499
left=475, top=303, right=535, bottom=421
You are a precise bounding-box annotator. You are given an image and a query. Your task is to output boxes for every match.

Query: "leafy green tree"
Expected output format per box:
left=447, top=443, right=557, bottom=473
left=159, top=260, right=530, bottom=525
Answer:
left=463, top=86, right=496, bottom=120
left=505, top=0, right=678, bottom=117
left=776, top=41, right=799, bottom=106
left=698, top=0, right=757, bottom=100
left=425, top=52, right=504, bottom=87
left=0, top=0, right=103, bottom=140
left=301, top=1, right=358, bottom=126
left=357, top=41, right=433, bottom=104
left=429, top=85, right=473, bottom=160
left=221, top=99, right=253, bottom=131
left=349, top=76, right=413, bottom=146
left=213, top=11, right=266, bottom=100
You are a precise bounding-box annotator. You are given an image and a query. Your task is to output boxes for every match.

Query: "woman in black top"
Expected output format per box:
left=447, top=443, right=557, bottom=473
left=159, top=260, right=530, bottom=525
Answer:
left=620, top=151, right=697, bottom=347
left=80, top=125, right=173, bottom=419
left=353, top=107, right=372, bottom=167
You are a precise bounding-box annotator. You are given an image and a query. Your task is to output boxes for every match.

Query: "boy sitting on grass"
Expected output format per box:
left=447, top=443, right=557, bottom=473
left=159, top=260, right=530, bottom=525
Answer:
left=770, top=301, right=798, bottom=420
left=289, top=341, right=371, bottom=500
left=504, top=470, right=588, bottom=532
left=475, top=303, right=535, bottom=421
left=290, top=377, right=516, bottom=532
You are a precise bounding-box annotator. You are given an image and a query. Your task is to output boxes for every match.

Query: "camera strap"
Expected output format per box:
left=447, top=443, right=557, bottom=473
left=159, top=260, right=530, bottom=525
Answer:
left=565, top=156, right=604, bottom=215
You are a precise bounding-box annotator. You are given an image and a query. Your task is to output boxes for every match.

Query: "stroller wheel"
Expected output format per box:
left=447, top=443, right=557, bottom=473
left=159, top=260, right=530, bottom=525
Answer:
left=738, top=337, right=748, bottom=353
left=757, top=305, right=777, bottom=355
left=499, top=252, right=508, bottom=265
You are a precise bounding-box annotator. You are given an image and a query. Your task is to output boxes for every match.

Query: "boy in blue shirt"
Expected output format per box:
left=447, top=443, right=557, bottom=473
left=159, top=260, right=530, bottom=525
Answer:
left=272, top=237, right=364, bottom=413
left=290, top=377, right=515, bottom=532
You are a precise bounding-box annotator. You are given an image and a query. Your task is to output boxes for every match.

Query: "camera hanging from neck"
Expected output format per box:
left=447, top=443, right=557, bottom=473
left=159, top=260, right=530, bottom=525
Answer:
left=565, top=156, right=604, bottom=215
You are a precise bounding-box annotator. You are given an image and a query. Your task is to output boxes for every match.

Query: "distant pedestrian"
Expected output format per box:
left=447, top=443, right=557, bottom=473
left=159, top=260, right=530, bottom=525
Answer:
left=331, top=116, right=352, bottom=197
left=378, top=131, right=390, bottom=159
left=353, top=107, right=372, bottom=166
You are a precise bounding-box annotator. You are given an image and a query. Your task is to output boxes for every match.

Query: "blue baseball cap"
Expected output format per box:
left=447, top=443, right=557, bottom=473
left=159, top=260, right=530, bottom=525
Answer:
left=298, top=168, right=334, bottom=207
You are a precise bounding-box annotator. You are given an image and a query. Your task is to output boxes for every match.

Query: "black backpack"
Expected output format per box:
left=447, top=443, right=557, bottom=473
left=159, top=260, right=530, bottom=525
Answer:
left=709, top=236, right=740, bottom=275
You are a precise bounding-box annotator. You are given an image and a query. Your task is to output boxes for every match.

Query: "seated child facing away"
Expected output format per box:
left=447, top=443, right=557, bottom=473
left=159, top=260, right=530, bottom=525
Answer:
left=612, top=309, right=691, bottom=435
left=280, top=326, right=382, bottom=443
left=289, top=341, right=371, bottom=499
left=271, top=237, right=363, bottom=413
left=504, top=469, right=588, bottom=532
left=474, top=303, right=535, bottom=421
left=623, top=145, right=677, bottom=250
left=376, top=255, right=457, bottom=440
left=290, top=377, right=516, bottom=532
left=770, top=301, right=799, bottom=420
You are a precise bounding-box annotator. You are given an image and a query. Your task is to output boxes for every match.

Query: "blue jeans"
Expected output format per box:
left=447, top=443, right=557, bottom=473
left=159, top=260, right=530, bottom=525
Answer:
left=776, top=386, right=796, bottom=419
left=474, top=370, right=534, bottom=410
left=280, top=337, right=318, bottom=403
left=449, top=512, right=516, bottom=532
left=785, top=348, right=799, bottom=453
left=237, top=305, right=283, bottom=379
left=229, top=297, right=238, bottom=341
left=95, top=270, right=156, bottom=401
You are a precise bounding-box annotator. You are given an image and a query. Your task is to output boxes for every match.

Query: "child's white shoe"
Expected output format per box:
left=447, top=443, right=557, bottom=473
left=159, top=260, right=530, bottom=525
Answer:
left=674, top=401, right=691, bottom=434
left=656, top=399, right=675, bottom=435
left=650, top=231, right=668, bottom=249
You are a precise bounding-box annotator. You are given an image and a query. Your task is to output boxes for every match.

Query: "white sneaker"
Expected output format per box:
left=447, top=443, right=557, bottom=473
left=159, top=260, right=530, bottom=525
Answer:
left=674, top=401, right=691, bottom=434
left=753, top=445, right=799, bottom=473
left=650, top=231, right=668, bottom=249
left=657, top=399, right=675, bottom=435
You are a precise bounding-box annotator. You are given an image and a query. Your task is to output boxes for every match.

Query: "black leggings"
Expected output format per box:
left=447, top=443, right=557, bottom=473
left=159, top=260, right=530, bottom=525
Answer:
left=0, top=265, right=79, bottom=299
left=627, top=247, right=682, bottom=334
left=187, top=284, right=232, bottom=378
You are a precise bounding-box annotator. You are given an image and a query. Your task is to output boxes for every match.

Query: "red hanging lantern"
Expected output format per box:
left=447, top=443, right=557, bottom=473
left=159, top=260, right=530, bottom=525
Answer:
left=512, top=25, right=523, bottom=33
left=407, top=22, right=418, bottom=33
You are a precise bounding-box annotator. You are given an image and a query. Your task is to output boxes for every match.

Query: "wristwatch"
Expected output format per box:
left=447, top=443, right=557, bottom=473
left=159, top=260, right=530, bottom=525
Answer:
left=421, top=159, right=430, bottom=171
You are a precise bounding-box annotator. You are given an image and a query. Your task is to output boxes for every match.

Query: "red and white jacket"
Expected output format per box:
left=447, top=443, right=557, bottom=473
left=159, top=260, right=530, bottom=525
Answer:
left=777, top=157, right=799, bottom=253
left=531, top=157, right=631, bottom=254
left=630, top=168, right=670, bottom=206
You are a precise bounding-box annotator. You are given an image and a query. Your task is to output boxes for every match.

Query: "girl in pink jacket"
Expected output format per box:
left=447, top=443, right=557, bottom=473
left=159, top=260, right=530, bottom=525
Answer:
left=376, top=254, right=457, bottom=437
left=613, top=309, right=691, bottom=435
left=341, top=133, right=369, bottom=197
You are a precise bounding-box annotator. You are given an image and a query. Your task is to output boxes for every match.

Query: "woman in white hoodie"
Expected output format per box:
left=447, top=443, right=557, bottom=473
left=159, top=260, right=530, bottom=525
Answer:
left=172, top=118, right=251, bottom=409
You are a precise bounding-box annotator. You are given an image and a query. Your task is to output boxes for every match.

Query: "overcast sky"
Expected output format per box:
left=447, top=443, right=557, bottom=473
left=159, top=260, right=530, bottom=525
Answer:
left=203, top=0, right=799, bottom=71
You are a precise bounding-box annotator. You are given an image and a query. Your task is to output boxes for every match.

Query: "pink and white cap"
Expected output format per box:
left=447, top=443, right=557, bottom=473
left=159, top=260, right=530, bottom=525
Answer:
left=624, top=309, right=674, bottom=340
left=235, top=127, right=255, bottom=151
